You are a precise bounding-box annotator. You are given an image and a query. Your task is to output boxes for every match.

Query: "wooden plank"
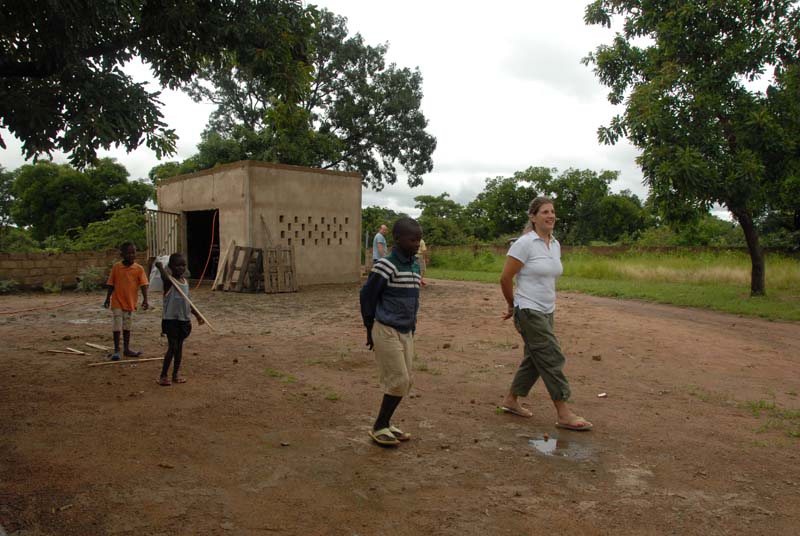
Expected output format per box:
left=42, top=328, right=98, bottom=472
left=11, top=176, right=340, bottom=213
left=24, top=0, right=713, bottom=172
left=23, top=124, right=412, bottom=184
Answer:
left=88, top=357, right=163, bottom=367
left=276, top=246, right=286, bottom=293
left=65, top=347, right=87, bottom=355
left=224, top=246, right=242, bottom=291
left=166, top=275, right=215, bottom=331
left=232, top=246, right=252, bottom=292
left=212, top=239, right=235, bottom=291
left=47, top=350, right=84, bottom=355
left=249, top=249, right=264, bottom=292
left=287, top=245, right=299, bottom=291
left=86, top=342, right=111, bottom=351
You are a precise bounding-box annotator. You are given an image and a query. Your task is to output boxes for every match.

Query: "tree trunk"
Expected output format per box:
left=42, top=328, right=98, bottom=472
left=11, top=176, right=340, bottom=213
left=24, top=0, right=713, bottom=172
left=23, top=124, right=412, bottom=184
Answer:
left=733, top=209, right=766, bottom=296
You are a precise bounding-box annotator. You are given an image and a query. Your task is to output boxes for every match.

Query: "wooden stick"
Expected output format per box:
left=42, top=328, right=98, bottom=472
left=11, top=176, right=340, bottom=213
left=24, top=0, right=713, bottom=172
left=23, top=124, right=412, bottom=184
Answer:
left=88, top=357, right=163, bottom=367
left=212, top=239, right=235, bottom=291
left=167, top=275, right=215, bottom=331
left=85, top=342, right=111, bottom=351
left=65, top=347, right=87, bottom=355
left=47, top=349, right=83, bottom=355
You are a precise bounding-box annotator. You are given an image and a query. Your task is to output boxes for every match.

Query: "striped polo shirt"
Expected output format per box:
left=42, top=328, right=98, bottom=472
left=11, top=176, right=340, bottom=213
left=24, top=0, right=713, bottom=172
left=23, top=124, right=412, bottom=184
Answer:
left=360, top=247, right=421, bottom=333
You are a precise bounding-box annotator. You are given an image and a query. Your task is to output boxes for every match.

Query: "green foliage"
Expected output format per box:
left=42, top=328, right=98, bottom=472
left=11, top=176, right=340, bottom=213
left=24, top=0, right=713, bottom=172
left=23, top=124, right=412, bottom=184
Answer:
left=414, top=193, right=468, bottom=245
left=10, top=159, right=152, bottom=241
left=40, top=234, right=75, bottom=253
left=0, top=226, right=39, bottom=253
left=0, top=166, right=13, bottom=228
left=0, top=279, right=19, bottom=294
left=177, top=8, right=436, bottom=190
left=361, top=205, right=408, bottom=249
left=584, top=0, right=800, bottom=293
left=75, top=267, right=108, bottom=292
left=0, top=0, right=313, bottom=168
left=42, top=280, right=63, bottom=294
left=427, top=247, right=800, bottom=321
left=464, top=176, right=537, bottom=240
left=429, top=248, right=505, bottom=272
left=72, top=207, right=147, bottom=252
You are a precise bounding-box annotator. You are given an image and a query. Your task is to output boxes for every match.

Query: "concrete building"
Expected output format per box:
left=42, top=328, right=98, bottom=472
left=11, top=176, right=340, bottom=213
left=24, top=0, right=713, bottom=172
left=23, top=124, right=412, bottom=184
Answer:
left=155, top=160, right=362, bottom=286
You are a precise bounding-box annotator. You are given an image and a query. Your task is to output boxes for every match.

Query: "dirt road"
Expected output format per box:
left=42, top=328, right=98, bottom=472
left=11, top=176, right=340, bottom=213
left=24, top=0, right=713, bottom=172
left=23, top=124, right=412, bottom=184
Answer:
left=1, top=279, right=798, bottom=535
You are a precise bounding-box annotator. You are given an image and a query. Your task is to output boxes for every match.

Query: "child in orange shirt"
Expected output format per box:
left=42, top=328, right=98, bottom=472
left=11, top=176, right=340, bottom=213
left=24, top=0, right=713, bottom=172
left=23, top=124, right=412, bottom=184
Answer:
left=103, top=242, right=149, bottom=360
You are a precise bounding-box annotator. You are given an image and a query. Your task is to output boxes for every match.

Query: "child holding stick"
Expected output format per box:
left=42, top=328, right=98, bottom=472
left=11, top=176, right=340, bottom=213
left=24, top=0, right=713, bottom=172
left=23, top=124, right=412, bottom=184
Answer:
left=154, top=253, right=204, bottom=386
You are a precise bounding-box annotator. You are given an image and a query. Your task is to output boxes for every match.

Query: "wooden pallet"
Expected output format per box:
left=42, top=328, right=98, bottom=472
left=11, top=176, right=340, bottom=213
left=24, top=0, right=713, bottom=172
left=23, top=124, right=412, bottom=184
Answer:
left=262, top=246, right=298, bottom=293
left=224, top=246, right=260, bottom=292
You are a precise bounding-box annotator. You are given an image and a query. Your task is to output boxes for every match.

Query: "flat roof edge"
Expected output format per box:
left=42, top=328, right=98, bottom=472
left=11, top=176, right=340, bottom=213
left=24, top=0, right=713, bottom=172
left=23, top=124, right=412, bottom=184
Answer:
left=158, top=160, right=363, bottom=186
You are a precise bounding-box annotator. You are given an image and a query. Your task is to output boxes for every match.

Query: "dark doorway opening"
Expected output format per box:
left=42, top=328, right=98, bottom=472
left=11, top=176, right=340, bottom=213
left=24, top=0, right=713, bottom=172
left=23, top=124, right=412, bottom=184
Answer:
left=185, top=210, right=220, bottom=281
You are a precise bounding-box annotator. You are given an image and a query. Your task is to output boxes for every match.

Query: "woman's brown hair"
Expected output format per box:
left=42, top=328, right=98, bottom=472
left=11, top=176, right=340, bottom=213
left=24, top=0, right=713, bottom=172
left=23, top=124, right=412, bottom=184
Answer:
left=522, top=196, right=555, bottom=234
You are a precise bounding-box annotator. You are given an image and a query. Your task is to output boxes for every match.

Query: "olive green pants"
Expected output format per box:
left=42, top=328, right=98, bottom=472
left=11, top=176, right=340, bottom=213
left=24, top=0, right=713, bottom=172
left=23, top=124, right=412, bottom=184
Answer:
left=510, top=307, right=571, bottom=401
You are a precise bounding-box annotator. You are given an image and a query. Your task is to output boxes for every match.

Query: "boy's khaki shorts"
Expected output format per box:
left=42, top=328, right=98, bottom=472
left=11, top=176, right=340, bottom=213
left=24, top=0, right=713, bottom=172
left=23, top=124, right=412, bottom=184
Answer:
left=112, top=309, right=133, bottom=332
left=372, top=320, right=414, bottom=397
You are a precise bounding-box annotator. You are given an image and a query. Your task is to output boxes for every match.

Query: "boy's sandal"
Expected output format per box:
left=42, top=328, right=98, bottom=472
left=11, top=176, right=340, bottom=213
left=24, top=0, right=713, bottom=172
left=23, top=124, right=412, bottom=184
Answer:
left=157, top=377, right=171, bottom=386
left=368, top=427, right=400, bottom=447
left=124, top=350, right=143, bottom=357
left=172, top=377, right=187, bottom=384
left=389, top=425, right=411, bottom=441
left=110, top=352, right=121, bottom=361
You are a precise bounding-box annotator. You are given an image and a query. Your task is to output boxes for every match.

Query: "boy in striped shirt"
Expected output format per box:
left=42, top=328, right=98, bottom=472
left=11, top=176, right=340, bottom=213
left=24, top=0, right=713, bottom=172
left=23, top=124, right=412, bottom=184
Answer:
left=360, top=218, right=422, bottom=447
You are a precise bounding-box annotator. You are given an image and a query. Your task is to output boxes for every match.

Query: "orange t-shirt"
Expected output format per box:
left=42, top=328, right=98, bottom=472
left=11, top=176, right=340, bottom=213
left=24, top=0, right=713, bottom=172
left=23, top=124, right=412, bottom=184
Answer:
left=107, top=262, right=148, bottom=311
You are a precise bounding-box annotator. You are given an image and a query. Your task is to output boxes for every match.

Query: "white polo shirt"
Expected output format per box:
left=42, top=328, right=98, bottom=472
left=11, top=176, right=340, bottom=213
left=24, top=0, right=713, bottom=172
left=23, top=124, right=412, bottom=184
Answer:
left=507, top=232, right=563, bottom=314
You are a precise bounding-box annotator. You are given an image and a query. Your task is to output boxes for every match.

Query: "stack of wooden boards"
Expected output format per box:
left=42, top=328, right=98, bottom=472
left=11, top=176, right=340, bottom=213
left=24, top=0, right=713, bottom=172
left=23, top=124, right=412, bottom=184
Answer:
left=211, top=241, right=298, bottom=294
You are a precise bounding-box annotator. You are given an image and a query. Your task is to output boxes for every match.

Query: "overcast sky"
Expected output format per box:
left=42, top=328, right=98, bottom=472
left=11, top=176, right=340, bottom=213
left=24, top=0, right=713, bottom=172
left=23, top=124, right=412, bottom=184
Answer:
left=0, top=1, right=649, bottom=217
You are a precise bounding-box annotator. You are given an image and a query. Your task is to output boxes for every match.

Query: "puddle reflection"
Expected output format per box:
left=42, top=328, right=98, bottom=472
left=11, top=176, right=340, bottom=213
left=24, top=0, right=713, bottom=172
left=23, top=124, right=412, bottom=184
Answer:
left=528, top=435, right=594, bottom=460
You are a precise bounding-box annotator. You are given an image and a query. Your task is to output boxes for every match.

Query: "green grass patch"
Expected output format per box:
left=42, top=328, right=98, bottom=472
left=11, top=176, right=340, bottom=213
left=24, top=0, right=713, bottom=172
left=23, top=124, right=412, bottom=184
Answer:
left=427, top=248, right=800, bottom=322
left=265, top=368, right=296, bottom=383
left=687, top=387, right=800, bottom=439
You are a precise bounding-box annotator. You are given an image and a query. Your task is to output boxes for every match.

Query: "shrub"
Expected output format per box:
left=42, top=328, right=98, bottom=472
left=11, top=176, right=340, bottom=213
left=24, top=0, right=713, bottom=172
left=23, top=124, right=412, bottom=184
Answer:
left=0, top=279, right=19, bottom=294
left=75, top=267, right=107, bottom=292
left=42, top=280, right=63, bottom=293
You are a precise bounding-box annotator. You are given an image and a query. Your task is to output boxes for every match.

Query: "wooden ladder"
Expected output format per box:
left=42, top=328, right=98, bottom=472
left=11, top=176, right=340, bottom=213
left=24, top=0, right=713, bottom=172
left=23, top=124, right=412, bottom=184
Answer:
left=224, top=246, right=256, bottom=292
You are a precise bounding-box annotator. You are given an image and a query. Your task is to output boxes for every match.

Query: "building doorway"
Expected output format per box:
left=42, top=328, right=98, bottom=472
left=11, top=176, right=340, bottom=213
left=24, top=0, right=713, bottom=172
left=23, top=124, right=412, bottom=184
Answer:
left=185, top=210, right=220, bottom=281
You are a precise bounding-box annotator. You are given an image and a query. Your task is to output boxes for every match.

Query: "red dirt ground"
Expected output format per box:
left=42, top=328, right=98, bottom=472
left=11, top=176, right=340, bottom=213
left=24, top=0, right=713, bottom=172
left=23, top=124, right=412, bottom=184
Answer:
left=1, top=279, right=799, bottom=535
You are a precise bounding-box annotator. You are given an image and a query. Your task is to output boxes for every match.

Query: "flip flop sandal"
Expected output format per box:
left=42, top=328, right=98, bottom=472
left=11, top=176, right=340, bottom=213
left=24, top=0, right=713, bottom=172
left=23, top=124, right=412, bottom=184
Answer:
left=555, top=418, right=593, bottom=431
left=500, top=405, right=533, bottom=417
left=157, top=377, right=172, bottom=386
left=172, top=377, right=187, bottom=384
left=124, top=351, right=143, bottom=357
left=368, top=427, right=400, bottom=446
left=110, top=352, right=121, bottom=361
left=389, top=425, right=411, bottom=441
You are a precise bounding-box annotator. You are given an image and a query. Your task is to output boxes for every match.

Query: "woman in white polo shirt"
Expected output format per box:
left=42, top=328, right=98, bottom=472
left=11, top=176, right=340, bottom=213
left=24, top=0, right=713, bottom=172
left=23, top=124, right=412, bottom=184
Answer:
left=499, top=196, right=592, bottom=431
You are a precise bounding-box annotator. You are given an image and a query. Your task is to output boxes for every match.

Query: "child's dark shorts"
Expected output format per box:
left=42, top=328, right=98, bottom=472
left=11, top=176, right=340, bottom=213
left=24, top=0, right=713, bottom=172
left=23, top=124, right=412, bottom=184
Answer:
left=161, top=319, right=192, bottom=340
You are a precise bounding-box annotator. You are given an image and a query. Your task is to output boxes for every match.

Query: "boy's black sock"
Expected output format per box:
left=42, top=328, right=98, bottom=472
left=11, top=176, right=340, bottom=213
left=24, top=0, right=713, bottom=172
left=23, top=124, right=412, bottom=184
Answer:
left=373, top=394, right=402, bottom=431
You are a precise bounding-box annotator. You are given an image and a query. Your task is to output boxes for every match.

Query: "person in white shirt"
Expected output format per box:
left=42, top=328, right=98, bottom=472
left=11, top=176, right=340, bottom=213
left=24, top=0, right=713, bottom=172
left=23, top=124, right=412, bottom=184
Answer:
left=498, top=197, right=593, bottom=431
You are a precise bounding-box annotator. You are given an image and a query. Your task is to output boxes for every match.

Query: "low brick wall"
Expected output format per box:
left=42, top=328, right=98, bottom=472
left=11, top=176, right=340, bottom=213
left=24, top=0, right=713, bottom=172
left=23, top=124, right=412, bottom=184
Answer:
left=0, top=250, right=122, bottom=289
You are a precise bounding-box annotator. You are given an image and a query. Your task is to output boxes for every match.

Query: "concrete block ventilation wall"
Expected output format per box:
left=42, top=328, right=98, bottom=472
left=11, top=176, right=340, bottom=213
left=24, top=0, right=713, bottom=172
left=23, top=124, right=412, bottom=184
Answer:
left=276, top=213, right=354, bottom=248
left=0, top=250, right=122, bottom=289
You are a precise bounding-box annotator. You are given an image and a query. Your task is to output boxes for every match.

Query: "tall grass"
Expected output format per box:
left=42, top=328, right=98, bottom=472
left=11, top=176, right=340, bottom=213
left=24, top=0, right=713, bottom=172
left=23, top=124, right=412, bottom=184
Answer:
left=427, top=248, right=800, bottom=321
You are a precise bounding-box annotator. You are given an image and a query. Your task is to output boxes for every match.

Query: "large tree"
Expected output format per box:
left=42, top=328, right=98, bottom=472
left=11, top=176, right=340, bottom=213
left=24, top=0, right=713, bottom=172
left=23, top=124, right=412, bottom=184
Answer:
left=0, top=0, right=314, bottom=168
left=183, top=8, right=436, bottom=190
left=414, top=193, right=468, bottom=245
left=11, top=159, right=152, bottom=240
left=463, top=176, right=538, bottom=240
left=584, top=0, right=800, bottom=295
